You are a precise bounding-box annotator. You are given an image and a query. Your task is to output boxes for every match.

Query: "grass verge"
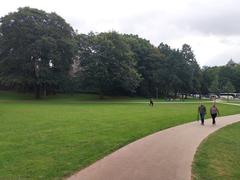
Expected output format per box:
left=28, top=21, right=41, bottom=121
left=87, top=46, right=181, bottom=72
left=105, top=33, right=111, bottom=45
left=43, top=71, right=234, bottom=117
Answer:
left=192, top=122, right=240, bottom=180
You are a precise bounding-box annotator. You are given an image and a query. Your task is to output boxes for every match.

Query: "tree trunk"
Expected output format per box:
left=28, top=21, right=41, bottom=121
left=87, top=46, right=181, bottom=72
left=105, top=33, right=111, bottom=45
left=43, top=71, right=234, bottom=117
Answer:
left=43, top=84, right=47, bottom=97
left=99, top=89, right=104, bottom=99
left=35, top=84, right=41, bottom=99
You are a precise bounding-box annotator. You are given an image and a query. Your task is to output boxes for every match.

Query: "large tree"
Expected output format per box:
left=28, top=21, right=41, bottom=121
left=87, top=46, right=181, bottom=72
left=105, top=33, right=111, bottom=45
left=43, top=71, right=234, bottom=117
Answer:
left=77, top=32, right=141, bottom=97
left=158, top=43, right=191, bottom=97
left=209, top=75, right=220, bottom=95
left=203, top=63, right=240, bottom=94
left=0, top=7, right=76, bottom=98
left=234, top=64, right=240, bottom=92
left=123, top=34, right=164, bottom=97
left=222, top=81, right=235, bottom=93
left=181, top=44, right=201, bottom=94
left=218, top=64, right=240, bottom=92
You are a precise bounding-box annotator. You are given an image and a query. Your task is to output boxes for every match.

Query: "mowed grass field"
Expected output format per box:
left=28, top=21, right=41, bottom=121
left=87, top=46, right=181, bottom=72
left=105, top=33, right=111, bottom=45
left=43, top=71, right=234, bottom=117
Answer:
left=192, top=122, right=240, bottom=180
left=0, top=92, right=240, bottom=179
left=228, top=100, right=240, bottom=104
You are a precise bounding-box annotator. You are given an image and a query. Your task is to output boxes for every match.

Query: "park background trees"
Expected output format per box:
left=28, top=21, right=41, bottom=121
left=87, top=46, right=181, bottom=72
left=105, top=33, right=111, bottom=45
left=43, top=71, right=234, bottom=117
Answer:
left=0, top=7, right=240, bottom=98
left=202, top=60, right=240, bottom=96
left=76, top=32, right=141, bottom=97
left=0, top=7, right=76, bottom=98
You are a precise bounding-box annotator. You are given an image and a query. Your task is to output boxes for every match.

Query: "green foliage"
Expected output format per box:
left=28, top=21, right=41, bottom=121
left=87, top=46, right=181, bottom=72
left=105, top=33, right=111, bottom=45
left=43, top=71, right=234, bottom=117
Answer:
left=203, top=63, right=240, bottom=94
left=158, top=43, right=192, bottom=96
left=181, top=44, right=201, bottom=93
left=1, top=7, right=239, bottom=98
left=222, top=81, right=235, bottom=93
left=0, top=7, right=76, bottom=98
left=209, top=75, right=220, bottom=94
left=75, top=34, right=203, bottom=98
left=123, top=34, right=164, bottom=96
left=76, top=32, right=141, bottom=96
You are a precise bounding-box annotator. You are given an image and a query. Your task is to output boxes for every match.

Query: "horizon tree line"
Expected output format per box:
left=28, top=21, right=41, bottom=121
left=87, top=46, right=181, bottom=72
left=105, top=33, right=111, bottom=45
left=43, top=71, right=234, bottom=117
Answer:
left=0, top=7, right=240, bottom=98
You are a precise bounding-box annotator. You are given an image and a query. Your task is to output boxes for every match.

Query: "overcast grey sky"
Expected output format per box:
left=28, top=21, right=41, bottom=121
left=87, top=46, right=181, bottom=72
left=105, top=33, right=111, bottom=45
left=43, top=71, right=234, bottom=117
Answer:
left=1, top=0, right=240, bottom=66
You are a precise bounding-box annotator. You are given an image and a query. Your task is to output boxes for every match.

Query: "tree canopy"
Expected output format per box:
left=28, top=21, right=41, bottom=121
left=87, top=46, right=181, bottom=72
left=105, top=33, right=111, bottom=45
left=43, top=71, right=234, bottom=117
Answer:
left=1, top=7, right=239, bottom=98
left=76, top=32, right=141, bottom=96
left=0, top=7, right=76, bottom=98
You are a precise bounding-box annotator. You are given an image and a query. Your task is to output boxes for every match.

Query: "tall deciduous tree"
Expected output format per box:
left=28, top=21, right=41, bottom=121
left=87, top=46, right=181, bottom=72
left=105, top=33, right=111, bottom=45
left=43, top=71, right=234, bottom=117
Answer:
left=181, top=44, right=201, bottom=94
left=77, top=32, right=141, bottom=97
left=158, top=43, right=191, bottom=97
left=209, top=76, right=220, bottom=94
left=123, top=35, right=164, bottom=97
left=222, top=81, right=235, bottom=93
left=234, top=64, right=240, bottom=92
left=0, top=7, right=76, bottom=98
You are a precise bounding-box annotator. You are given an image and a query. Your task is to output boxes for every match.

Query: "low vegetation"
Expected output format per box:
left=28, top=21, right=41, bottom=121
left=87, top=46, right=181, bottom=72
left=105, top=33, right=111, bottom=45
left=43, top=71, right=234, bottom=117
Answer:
left=192, top=122, right=240, bottom=180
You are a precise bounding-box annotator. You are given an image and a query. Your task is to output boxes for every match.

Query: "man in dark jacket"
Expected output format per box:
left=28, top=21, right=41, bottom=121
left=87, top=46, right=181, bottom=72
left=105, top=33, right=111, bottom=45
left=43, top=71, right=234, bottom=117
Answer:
left=198, top=103, right=206, bottom=125
left=149, top=98, right=154, bottom=106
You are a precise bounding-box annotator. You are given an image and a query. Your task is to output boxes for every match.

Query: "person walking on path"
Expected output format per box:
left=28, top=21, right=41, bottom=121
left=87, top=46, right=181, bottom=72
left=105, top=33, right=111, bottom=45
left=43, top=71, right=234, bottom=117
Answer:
left=210, top=103, right=220, bottom=125
left=198, top=103, right=206, bottom=125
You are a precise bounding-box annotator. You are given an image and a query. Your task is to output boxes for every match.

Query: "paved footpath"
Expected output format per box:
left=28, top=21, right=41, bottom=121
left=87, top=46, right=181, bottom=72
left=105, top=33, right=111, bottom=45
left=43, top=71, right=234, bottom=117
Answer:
left=68, top=114, right=240, bottom=180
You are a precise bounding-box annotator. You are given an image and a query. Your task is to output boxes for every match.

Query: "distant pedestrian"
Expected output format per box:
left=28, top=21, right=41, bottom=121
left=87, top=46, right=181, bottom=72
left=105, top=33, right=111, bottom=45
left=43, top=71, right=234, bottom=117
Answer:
left=149, top=98, right=154, bottom=106
left=210, top=103, right=220, bottom=125
left=198, top=103, right=206, bottom=125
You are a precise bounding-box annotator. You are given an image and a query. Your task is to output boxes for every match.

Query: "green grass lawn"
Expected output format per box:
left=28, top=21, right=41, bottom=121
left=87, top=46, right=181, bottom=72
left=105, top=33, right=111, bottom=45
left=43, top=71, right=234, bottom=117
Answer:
left=228, top=100, right=240, bottom=104
left=220, top=98, right=240, bottom=104
left=0, top=92, right=239, bottom=179
left=192, top=122, right=240, bottom=180
left=0, top=90, right=210, bottom=103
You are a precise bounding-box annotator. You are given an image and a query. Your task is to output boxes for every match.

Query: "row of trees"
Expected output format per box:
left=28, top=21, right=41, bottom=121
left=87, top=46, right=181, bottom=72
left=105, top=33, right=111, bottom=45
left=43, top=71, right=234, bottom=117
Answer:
left=201, top=60, right=240, bottom=95
left=75, top=32, right=202, bottom=98
left=0, top=7, right=239, bottom=98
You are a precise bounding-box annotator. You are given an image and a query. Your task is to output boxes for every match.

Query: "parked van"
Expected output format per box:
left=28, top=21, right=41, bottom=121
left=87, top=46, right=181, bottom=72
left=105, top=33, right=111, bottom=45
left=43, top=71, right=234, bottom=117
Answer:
left=220, top=93, right=235, bottom=100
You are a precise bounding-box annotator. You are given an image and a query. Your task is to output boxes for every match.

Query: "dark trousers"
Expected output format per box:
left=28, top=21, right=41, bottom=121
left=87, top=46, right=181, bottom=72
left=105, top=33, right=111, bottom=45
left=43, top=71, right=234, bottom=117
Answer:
left=211, top=113, right=217, bottom=124
left=200, top=113, right=205, bottom=124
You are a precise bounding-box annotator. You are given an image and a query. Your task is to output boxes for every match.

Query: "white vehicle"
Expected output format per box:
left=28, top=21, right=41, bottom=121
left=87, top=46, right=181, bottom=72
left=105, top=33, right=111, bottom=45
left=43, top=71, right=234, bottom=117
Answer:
left=220, top=93, right=235, bottom=100
left=220, top=95, right=234, bottom=100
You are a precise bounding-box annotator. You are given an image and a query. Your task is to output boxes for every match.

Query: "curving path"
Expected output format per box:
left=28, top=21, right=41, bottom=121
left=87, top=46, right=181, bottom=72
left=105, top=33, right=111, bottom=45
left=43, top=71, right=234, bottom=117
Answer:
left=68, top=114, right=240, bottom=180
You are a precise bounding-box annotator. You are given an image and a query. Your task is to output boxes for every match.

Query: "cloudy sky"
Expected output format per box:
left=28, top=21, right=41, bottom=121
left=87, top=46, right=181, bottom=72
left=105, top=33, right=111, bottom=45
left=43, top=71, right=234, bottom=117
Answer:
left=1, top=0, right=240, bottom=66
